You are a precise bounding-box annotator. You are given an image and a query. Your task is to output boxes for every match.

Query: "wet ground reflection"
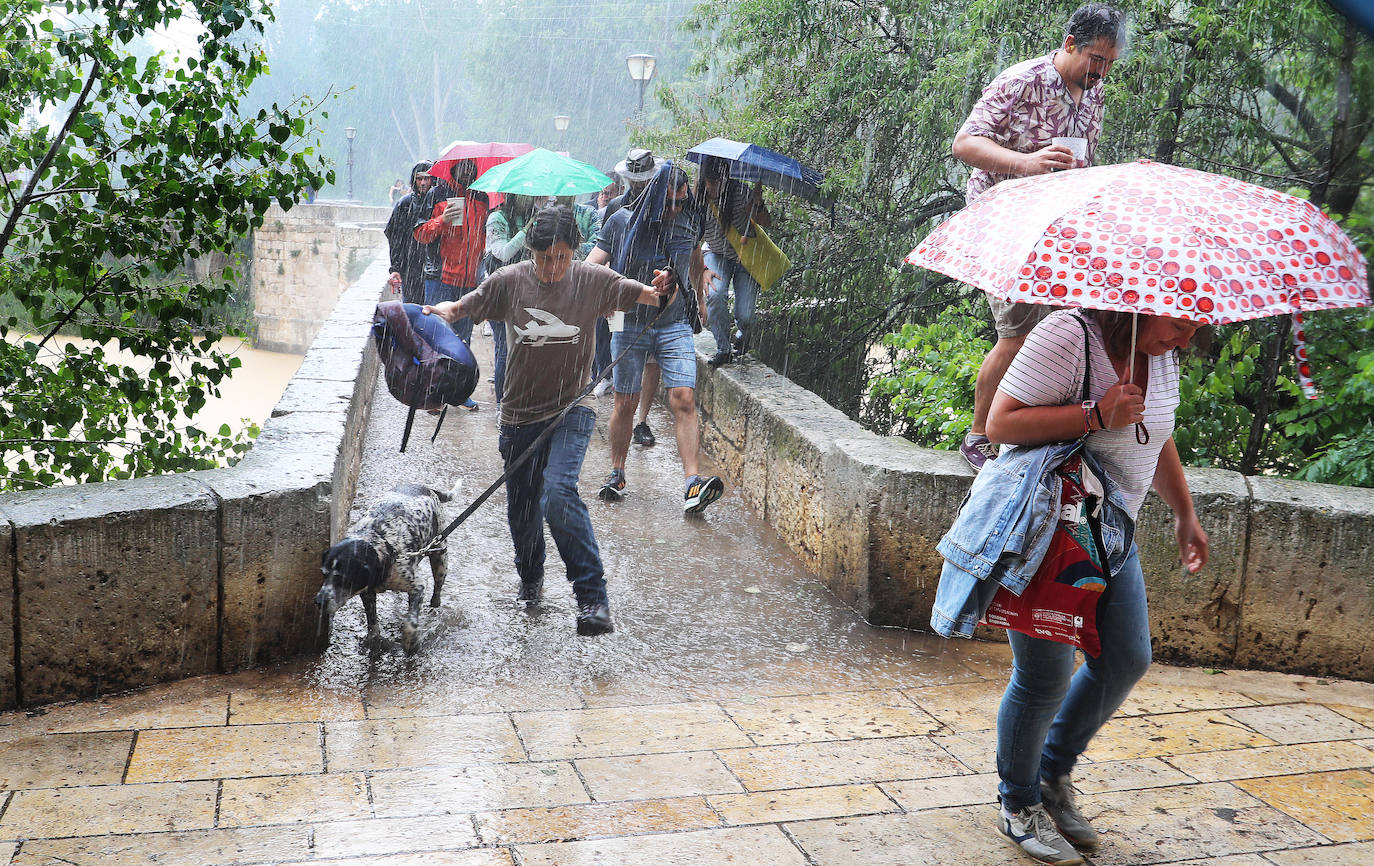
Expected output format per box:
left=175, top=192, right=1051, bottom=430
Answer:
left=305, top=332, right=981, bottom=710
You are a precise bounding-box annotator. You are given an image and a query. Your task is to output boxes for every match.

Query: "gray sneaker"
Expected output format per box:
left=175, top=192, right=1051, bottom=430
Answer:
left=998, top=802, right=1084, bottom=866
left=960, top=433, right=999, bottom=471
left=1041, top=775, right=1099, bottom=850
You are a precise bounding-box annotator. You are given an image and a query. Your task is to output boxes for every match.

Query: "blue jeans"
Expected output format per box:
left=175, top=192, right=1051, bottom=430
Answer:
left=425, top=279, right=474, bottom=344
left=497, top=406, right=605, bottom=607
left=491, top=322, right=508, bottom=404
left=610, top=321, right=696, bottom=393
left=705, top=251, right=761, bottom=354
left=591, top=317, right=612, bottom=384
left=997, top=545, right=1152, bottom=810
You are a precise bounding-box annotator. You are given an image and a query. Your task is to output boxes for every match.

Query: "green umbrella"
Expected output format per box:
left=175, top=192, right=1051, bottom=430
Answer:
left=468, top=148, right=612, bottom=196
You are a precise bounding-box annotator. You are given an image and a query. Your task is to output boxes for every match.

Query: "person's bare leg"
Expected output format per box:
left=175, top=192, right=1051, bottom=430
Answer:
left=609, top=391, right=638, bottom=470
left=667, top=386, right=700, bottom=478
left=636, top=361, right=659, bottom=425
left=971, top=334, right=1028, bottom=438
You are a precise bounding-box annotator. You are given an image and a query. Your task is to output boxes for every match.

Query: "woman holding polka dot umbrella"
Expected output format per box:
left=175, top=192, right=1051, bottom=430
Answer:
left=911, top=159, right=1367, bottom=865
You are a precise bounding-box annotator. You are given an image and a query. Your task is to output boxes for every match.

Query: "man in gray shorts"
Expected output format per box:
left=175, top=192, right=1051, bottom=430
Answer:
left=951, top=2, right=1125, bottom=471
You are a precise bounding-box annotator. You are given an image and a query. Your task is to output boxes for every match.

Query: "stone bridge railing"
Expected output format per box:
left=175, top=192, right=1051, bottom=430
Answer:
left=3, top=247, right=1369, bottom=710
left=695, top=349, right=1374, bottom=682
left=0, top=257, right=389, bottom=709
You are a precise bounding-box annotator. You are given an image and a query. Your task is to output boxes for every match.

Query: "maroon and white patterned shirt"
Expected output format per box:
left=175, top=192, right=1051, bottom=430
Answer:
left=959, top=51, right=1106, bottom=202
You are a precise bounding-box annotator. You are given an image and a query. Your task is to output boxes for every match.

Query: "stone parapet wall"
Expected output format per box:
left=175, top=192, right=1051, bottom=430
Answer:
left=695, top=340, right=1374, bottom=682
left=252, top=201, right=391, bottom=354
left=0, top=256, right=389, bottom=709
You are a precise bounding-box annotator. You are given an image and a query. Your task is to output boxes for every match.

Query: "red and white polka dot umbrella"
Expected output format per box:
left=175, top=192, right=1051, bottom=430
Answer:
left=906, top=160, right=1370, bottom=395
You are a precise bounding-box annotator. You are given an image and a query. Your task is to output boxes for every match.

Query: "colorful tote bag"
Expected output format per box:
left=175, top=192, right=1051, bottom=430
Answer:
left=980, top=450, right=1110, bottom=656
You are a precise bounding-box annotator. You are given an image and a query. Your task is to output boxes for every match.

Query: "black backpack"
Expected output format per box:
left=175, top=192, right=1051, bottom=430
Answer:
left=371, top=301, right=480, bottom=451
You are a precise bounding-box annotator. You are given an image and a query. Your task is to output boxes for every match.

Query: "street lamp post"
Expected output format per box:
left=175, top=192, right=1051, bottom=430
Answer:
left=553, top=115, right=570, bottom=151
left=345, top=127, right=356, bottom=200
left=625, top=54, right=657, bottom=118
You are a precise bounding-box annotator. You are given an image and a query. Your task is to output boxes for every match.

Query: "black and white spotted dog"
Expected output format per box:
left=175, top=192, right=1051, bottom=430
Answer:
left=315, top=481, right=458, bottom=652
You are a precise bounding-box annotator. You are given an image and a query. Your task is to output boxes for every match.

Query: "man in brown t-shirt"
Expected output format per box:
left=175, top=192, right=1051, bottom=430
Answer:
left=424, top=204, right=669, bottom=637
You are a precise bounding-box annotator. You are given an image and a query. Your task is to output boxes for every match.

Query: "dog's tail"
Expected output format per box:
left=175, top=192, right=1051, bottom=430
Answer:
left=434, top=479, right=463, bottom=503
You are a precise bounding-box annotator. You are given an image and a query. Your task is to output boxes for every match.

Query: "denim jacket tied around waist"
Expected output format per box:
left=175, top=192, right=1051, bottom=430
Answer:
left=930, top=440, right=1135, bottom=639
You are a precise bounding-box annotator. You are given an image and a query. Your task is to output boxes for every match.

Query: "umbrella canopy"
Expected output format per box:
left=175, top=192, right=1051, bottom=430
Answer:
left=907, top=160, right=1369, bottom=325
left=468, top=148, right=611, bottom=197
left=907, top=159, right=1370, bottom=398
left=430, top=141, right=533, bottom=184
left=686, top=137, right=827, bottom=203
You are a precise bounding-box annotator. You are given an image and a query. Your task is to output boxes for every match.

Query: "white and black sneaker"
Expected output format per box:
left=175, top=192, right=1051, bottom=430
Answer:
left=998, top=802, right=1084, bottom=865
left=683, top=475, right=724, bottom=514
left=598, top=468, right=627, bottom=501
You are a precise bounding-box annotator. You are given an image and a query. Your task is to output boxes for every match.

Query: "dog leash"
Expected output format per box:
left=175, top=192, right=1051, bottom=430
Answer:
left=407, top=268, right=682, bottom=560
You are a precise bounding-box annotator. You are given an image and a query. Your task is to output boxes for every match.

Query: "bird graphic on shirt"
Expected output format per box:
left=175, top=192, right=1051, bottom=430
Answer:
left=513, top=308, right=580, bottom=346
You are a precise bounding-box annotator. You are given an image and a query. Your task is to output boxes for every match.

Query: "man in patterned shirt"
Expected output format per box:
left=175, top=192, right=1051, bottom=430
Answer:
left=952, top=3, right=1125, bottom=473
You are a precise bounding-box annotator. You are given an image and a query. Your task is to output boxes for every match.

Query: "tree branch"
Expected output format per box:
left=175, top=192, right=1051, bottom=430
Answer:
left=0, top=55, right=102, bottom=258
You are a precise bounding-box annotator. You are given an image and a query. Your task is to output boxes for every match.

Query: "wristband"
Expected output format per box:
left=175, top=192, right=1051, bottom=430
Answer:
left=1094, top=406, right=1105, bottom=429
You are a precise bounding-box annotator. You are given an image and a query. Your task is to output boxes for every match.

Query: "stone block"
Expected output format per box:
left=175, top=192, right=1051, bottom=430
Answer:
left=294, top=340, right=370, bottom=383
left=0, top=516, right=15, bottom=710
left=1235, top=477, right=1374, bottom=679
left=250, top=416, right=353, bottom=540
left=194, top=456, right=333, bottom=672
left=696, top=361, right=753, bottom=505
left=2, top=477, right=219, bottom=706
left=1136, top=467, right=1250, bottom=668
left=855, top=441, right=972, bottom=631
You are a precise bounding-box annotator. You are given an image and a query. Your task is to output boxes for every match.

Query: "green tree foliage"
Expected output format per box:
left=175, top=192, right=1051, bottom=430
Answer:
left=0, top=0, right=331, bottom=490
left=663, top=0, right=1374, bottom=484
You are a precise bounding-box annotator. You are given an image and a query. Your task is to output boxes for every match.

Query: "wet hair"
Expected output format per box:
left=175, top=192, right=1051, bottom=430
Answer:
left=1067, top=3, right=1126, bottom=48
left=694, top=156, right=743, bottom=226
left=1086, top=309, right=1136, bottom=363
left=664, top=165, right=690, bottom=192
left=525, top=203, right=582, bottom=252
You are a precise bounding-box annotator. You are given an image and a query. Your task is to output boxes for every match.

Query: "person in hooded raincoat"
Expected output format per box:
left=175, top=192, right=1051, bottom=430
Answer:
left=384, top=161, right=435, bottom=305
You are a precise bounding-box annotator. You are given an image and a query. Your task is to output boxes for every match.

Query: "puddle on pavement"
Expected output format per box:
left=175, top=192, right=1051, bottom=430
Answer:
left=302, top=334, right=980, bottom=706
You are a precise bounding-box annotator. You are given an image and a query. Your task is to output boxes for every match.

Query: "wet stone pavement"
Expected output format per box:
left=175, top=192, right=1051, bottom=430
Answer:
left=2, top=332, right=1374, bottom=865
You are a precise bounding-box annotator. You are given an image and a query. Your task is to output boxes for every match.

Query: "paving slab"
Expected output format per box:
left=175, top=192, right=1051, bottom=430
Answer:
left=218, top=772, right=372, bottom=827
left=719, top=735, right=971, bottom=791
left=124, top=722, right=322, bottom=782
left=720, top=688, right=941, bottom=745
left=310, top=814, right=480, bottom=858
left=708, top=782, right=898, bottom=825
left=7, top=826, right=313, bottom=866
left=368, top=763, right=588, bottom=817
left=325, top=715, right=525, bottom=771
left=0, top=731, right=132, bottom=789
left=1234, top=769, right=1374, bottom=843
left=1085, top=781, right=1326, bottom=864
left=474, top=796, right=719, bottom=844
left=574, top=751, right=744, bottom=801
left=516, top=825, right=807, bottom=865
left=1224, top=702, right=1374, bottom=744
left=0, top=781, right=217, bottom=838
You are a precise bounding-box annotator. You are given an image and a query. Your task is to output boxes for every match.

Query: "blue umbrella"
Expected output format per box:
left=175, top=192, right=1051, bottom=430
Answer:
left=686, top=138, right=827, bottom=203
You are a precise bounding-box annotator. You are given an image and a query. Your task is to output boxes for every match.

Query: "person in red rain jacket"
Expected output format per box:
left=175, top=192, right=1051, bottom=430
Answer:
left=414, top=158, right=491, bottom=348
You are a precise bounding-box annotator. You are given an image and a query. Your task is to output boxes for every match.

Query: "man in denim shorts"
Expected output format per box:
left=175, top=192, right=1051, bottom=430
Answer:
left=952, top=2, right=1124, bottom=472
left=586, top=163, right=725, bottom=514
